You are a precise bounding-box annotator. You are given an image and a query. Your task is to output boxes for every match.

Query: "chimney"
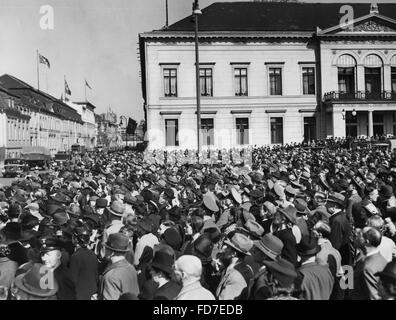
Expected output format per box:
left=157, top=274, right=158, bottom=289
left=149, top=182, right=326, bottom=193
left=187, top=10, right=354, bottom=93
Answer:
left=370, top=2, right=379, bottom=14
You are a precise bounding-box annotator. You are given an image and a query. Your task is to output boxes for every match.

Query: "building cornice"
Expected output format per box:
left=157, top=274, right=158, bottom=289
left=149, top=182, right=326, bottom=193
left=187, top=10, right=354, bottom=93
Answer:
left=140, top=31, right=314, bottom=41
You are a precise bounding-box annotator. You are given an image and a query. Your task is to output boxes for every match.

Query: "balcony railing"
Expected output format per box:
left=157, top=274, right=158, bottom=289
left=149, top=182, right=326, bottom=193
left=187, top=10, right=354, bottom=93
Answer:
left=324, top=91, right=396, bottom=102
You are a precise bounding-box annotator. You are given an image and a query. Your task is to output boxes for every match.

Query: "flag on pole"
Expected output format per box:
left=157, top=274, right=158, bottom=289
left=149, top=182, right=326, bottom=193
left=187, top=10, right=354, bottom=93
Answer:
left=85, top=80, right=92, bottom=90
left=38, top=53, right=50, bottom=68
left=65, top=79, right=71, bottom=96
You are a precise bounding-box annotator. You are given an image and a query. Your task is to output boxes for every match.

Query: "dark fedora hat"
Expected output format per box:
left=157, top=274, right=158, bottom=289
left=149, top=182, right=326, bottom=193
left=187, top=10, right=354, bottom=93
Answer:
left=104, top=233, right=130, bottom=253
left=278, top=205, right=297, bottom=225
left=14, top=263, right=58, bottom=297
left=253, top=233, right=283, bottom=261
left=376, top=260, right=396, bottom=282
left=193, top=234, right=214, bottom=263
left=2, top=222, right=22, bottom=241
left=95, top=198, right=108, bottom=208
left=151, top=251, right=174, bottom=275
left=297, top=235, right=321, bottom=257
left=162, top=227, right=182, bottom=251
left=263, top=258, right=297, bottom=288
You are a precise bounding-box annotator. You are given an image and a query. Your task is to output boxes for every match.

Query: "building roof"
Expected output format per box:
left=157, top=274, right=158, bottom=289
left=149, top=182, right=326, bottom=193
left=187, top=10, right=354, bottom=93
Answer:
left=0, top=74, right=83, bottom=123
left=161, top=2, right=396, bottom=32
left=73, top=101, right=97, bottom=110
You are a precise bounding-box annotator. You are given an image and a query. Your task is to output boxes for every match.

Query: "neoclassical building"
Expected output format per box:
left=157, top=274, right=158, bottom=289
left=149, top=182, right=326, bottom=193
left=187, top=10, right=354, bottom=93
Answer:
left=0, top=74, right=87, bottom=158
left=139, top=2, right=396, bottom=150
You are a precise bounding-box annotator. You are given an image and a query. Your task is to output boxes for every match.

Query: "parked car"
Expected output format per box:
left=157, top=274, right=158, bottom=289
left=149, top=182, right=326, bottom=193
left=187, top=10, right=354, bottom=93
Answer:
left=2, top=164, right=24, bottom=178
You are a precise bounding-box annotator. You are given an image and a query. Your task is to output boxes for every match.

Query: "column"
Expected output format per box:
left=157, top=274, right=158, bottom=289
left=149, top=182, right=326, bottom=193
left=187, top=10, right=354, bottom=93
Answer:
left=333, top=109, right=346, bottom=138
left=357, top=64, right=365, bottom=92
left=384, top=64, right=392, bottom=92
left=368, top=110, right=373, bottom=138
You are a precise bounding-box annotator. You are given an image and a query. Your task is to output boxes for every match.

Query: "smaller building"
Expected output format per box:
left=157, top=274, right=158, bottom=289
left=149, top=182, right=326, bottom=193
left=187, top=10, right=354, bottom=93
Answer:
left=96, top=111, right=122, bottom=149
left=0, top=86, right=30, bottom=160
left=72, top=101, right=98, bottom=151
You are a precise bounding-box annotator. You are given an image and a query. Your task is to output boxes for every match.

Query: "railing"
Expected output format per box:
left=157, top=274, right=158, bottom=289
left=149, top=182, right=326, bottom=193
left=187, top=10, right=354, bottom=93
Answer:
left=324, top=91, right=396, bottom=102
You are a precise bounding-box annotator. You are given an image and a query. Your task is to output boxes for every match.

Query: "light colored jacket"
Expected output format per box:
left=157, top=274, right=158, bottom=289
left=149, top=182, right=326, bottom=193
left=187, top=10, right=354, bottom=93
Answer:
left=100, top=259, right=139, bottom=300
left=176, top=279, right=215, bottom=300
left=216, top=262, right=248, bottom=300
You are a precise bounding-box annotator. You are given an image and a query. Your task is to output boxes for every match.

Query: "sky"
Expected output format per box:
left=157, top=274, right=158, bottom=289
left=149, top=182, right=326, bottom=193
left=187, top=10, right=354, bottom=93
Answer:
left=0, top=0, right=393, bottom=122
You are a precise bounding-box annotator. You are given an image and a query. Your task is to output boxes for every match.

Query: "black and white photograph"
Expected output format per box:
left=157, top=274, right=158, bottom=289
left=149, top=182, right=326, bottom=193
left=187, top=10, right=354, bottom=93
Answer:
left=1, top=0, right=396, bottom=307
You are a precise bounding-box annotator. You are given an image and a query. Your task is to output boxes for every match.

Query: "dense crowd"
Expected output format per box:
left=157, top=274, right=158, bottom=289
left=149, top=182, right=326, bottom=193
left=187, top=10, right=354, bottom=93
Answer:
left=1, top=138, right=396, bottom=300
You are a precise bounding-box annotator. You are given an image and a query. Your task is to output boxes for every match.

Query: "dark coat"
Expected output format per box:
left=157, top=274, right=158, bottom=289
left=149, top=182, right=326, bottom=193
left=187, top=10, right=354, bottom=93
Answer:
left=54, top=263, right=77, bottom=300
left=248, top=268, right=273, bottom=300
left=8, top=242, right=28, bottom=267
left=329, top=210, right=351, bottom=265
left=69, top=247, right=99, bottom=300
left=153, top=280, right=182, bottom=300
left=351, top=252, right=388, bottom=300
left=296, top=262, right=334, bottom=300
left=274, top=228, right=298, bottom=267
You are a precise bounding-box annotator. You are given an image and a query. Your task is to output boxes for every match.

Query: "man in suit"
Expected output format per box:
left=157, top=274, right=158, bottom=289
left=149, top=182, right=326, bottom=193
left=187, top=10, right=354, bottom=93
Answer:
left=351, top=227, right=388, bottom=300
left=327, top=192, right=352, bottom=265
left=69, top=225, right=98, bottom=300
left=99, top=233, right=139, bottom=300
left=151, top=251, right=181, bottom=300
left=215, top=233, right=254, bottom=300
left=295, top=235, right=334, bottom=300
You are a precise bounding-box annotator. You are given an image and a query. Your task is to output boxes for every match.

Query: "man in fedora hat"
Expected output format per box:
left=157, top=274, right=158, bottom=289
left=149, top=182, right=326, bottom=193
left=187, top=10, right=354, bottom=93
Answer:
left=271, top=206, right=300, bottom=267
left=69, top=225, right=98, bottom=300
left=12, top=263, right=58, bottom=300
left=192, top=233, right=220, bottom=294
left=101, top=200, right=125, bottom=257
left=295, top=235, right=334, bottom=300
left=327, top=192, right=352, bottom=265
left=264, top=258, right=298, bottom=300
left=150, top=250, right=181, bottom=300
left=99, top=232, right=139, bottom=300
left=248, top=233, right=284, bottom=300
left=134, top=217, right=159, bottom=267
left=215, top=233, right=254, bottom=300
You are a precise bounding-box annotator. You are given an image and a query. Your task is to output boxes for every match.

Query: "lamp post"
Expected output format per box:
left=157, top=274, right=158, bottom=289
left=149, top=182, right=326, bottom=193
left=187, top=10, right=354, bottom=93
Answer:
left=119, top=116, right=127, bottom=150
left=193, top=0, right=202, bottom=156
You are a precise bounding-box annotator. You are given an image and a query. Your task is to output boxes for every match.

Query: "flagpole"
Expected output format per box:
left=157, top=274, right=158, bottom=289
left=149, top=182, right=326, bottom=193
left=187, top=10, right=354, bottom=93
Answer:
left=64, top=75, right=66, bottom=102
left=85, top=80, right=87, bottom=102
left=37, top=50, right=39, bottom=90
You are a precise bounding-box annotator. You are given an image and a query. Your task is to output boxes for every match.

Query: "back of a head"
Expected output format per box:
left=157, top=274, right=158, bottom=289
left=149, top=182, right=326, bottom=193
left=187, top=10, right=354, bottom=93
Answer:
left=176, top=255, right=202, bottom=279
left=366, top=216, right=384, bottom=231
left=363, top=226, right=382, bottom=248
left=313, top=220, right=331, bottom=239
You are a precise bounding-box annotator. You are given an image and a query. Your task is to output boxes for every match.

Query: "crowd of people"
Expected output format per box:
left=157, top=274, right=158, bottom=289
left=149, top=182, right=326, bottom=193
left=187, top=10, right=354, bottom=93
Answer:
left=1, top=138, right=396, bottom=300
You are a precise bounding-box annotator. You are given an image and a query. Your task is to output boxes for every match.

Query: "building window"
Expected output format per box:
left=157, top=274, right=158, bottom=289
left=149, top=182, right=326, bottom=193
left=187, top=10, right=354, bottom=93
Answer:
left=201, top=118, right=214, bottom=146
left=163, top=68, right=177, bottom=97
left=365, top=67, right=382, bottom=99
left=234, top=68, right=248, bottom=96
left=236, top=118, right=249, bottom=145
left=200, top=68, right=213, bottom=96
left=165, top=119, right=179, bottom=146
left=338, top=67, right=355, bottom=97
left=302, top=67, right=315, bottom=95
left=269, top=68, right=282, bottom=95
left=270, top=117, right=283, bottom=144
left=373, top=113, right=384, bottom=136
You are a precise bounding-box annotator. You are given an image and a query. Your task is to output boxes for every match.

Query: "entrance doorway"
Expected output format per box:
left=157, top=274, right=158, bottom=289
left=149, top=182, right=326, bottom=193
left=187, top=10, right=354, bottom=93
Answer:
left=303, top=117, right=316, bottom=142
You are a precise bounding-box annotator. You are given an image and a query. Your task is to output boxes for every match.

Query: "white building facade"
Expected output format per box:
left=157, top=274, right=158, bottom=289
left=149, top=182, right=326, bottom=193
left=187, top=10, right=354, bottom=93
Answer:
left=139, top=2, right=396, bottom=150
